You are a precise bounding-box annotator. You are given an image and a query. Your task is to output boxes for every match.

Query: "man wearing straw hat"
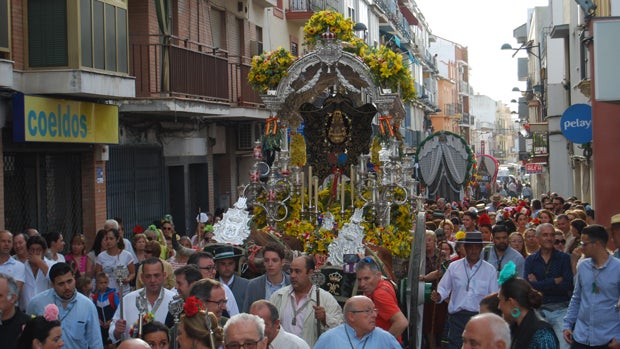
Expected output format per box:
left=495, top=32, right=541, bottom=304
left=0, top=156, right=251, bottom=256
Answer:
left=430, top=231, right=498, bottom=349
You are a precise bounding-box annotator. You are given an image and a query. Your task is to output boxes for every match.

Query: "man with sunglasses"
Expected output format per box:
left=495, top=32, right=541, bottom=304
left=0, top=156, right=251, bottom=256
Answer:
left=563, top=224, right=620, bottom=349
left=313, top=295, right=401, bottom=349
left=355, top=257, right=408, bottom=343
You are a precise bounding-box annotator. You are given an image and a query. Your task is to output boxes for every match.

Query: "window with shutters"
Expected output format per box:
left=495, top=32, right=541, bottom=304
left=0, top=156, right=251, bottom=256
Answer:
left=28, top=0, right=68, bottom=67
left=26, top=0, right=128, bottom=72
left=80, top=0, right=128, bottom=73
left=0, top=0, right=9, bottom=57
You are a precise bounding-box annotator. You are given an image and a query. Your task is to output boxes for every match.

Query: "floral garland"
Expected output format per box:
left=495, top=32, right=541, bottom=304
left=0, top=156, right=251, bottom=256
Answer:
left=303, top=10, right=355, bottom=47
left=248, top=47, right=296, bottom=93
left=248, top=10, right=416, bottom=103
left=279, top=185, right=413, bottom=258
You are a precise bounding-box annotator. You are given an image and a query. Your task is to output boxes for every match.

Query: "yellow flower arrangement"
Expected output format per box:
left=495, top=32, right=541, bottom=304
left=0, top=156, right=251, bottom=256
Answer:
left=248, top=47, right=296, bottom=93
left=290, top=134, right=307, bottom=167
left=455, top=231, right=466, bottom=240
left=363, top=45, right=416, bottom=102
left=303, top=11, right=355, bottom=47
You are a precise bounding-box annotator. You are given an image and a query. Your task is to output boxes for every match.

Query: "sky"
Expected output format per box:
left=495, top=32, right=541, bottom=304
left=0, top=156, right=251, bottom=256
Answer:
left=415, top=0, right=549, bottom=107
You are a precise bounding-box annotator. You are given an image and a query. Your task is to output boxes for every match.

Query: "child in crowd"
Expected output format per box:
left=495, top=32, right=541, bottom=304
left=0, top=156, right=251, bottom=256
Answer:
left=77, top=275, right=94, bottom=298
left=66, top=233, right=94, bottom=278
left=92, top=272, right=119, bottom=349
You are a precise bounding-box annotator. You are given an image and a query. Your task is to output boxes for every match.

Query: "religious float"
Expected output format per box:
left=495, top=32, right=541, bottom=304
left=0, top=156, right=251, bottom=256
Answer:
left=204, top=11, right=470, bottom=347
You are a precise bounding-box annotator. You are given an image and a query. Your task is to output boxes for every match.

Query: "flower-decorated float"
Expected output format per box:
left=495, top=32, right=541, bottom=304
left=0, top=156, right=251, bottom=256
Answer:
left=211, top=10, right=432, bottom=344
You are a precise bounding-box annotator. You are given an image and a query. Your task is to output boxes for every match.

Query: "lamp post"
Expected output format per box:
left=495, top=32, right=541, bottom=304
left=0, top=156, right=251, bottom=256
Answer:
left=501, top=42, right=546, bottom=120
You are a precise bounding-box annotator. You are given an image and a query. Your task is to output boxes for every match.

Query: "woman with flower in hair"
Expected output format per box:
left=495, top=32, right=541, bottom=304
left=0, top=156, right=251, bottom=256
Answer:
left=177, top=296, right=224, bottom=349
left=497, top=261, right=559, bottom=349
left=17, top=304, right=64, bottom=349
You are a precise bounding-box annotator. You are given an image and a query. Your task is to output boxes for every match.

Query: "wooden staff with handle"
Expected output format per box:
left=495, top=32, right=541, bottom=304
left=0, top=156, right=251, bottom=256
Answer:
left=429, top=250, right=445, bottom=349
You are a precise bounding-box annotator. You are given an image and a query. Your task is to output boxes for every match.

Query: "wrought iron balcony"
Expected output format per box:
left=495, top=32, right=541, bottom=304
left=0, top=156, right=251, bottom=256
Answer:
left=130, top=35, right=262, bottom=106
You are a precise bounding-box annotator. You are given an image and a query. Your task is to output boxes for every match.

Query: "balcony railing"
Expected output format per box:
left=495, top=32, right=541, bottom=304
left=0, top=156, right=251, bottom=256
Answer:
left=130, top=35, right=262, bottom=107
left=288, top=0, right=339, bottom=12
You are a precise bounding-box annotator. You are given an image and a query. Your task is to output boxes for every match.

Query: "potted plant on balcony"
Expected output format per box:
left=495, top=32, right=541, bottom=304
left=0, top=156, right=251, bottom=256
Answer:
left=248, top=47, right=296, bottom=94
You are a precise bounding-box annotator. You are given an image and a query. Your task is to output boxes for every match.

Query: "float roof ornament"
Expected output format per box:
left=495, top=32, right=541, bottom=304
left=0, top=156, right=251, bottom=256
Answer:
left=261, top=33, right=404, bottom=130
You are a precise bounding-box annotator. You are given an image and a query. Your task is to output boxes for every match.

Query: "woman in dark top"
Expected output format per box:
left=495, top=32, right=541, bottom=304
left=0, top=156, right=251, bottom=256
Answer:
left=498, top=262, right=559, bottom=349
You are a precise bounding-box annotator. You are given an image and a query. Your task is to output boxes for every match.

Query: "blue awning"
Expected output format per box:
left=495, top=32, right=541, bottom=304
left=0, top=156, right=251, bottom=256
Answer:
left=408, top=52, right=419, bottom=64
left=393, top=35, right=401, bottom=48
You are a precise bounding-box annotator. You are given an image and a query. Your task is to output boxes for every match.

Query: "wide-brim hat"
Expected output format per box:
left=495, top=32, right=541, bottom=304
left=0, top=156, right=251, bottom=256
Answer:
left=492, top=193, right=502, bottom=202
left=206, top=244, right=244, bottom=260
left=460, top=231, right=484, bottom=244
left=611, top=213, right=620, bottom=225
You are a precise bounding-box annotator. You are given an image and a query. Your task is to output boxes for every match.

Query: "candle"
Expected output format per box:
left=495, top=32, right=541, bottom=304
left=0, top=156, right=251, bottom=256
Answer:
left=301, top=172, right=305, bottom=213
left=341, top=175, right=345, bottom=212
left=350, top=164, right=355, bottom=207
left=314, top=177, right=319, bottom=212
left=308, top=166, right=313, bottom=208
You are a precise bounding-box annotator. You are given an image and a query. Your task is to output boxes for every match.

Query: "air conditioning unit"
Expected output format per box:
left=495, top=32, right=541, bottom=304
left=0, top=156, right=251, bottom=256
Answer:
left=237, top=122, right=264, bottom=150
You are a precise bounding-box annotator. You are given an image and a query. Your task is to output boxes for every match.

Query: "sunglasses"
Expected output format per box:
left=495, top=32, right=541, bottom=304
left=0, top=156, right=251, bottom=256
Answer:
left=554, top=239, right=566, bottom=245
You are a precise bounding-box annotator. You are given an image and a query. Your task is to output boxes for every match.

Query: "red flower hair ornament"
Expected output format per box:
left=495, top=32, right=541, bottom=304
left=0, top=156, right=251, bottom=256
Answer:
left=183, top=296, right=204, bottom=317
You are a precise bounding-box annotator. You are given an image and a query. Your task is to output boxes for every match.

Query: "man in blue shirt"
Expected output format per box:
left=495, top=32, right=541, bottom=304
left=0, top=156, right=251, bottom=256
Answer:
left=563, top=224, right=620, bottom=348
left=483, top=224, right=525, bottom=278
left=524, top=223, right=573, bottom=349
left=313, top=295, right=401, bottom=349
left=611, top=213, right=620, bottom=259
left=27, top=262, right=103, bottom=349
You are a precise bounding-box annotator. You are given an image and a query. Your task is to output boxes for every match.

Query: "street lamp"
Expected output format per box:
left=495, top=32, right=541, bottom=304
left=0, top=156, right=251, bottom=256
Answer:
left=502, top=41, right=546, bottom=119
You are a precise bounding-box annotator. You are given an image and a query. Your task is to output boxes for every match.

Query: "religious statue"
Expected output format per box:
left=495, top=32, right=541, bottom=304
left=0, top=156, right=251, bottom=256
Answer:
left=212, top=197, right=252, bottom=245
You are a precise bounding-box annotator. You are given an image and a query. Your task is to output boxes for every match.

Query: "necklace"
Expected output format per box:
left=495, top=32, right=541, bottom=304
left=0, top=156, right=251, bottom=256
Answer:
left=290, top=292, right=311, bottom=326
left=464, top=258, right=482, bottom=292
left=345, top=324, right=370, bottom=349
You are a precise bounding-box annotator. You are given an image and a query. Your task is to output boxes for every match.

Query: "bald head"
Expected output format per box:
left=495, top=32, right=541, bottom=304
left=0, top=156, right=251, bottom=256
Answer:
left=118, top=338, right=151, bottom=349
left=462, top=313, right=510, bottom=349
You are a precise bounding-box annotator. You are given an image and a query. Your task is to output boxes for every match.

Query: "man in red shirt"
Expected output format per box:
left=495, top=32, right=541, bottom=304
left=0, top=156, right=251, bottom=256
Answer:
left=356, top=257, right=408, bottom=342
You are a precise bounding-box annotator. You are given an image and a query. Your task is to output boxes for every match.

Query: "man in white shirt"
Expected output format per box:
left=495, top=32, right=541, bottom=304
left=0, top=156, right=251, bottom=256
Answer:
left=431, top=231, right=498, bottom=349
left=270, top=255, right=343, bottom=347
left=0, top=230, right=25, bottom=293
left=20, top=235, right=55, bottom=311
left=250, top=300, right=310, bottom=349
left=109, top=258, right=176, bottom=343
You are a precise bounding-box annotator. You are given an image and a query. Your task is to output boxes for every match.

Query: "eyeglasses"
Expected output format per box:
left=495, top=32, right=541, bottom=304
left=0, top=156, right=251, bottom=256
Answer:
left=554, top=240, right=566, bottom=245
left=580, top=240, right=594, bottom=247
left=349, top=308, right=378, bottom=315
left=205, top=299, right=228, bottom=307
left=199, top=265, right=215, bottom=271
left=162, top=227, right=173, bottom=230
left=224, top=340, right=261, bottom=349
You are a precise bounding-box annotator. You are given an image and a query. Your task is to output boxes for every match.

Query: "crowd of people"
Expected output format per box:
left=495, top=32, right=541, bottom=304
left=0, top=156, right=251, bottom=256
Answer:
left=422, top=192, right=620, bottom=349
left=0, top=191, right=618, bottom=349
